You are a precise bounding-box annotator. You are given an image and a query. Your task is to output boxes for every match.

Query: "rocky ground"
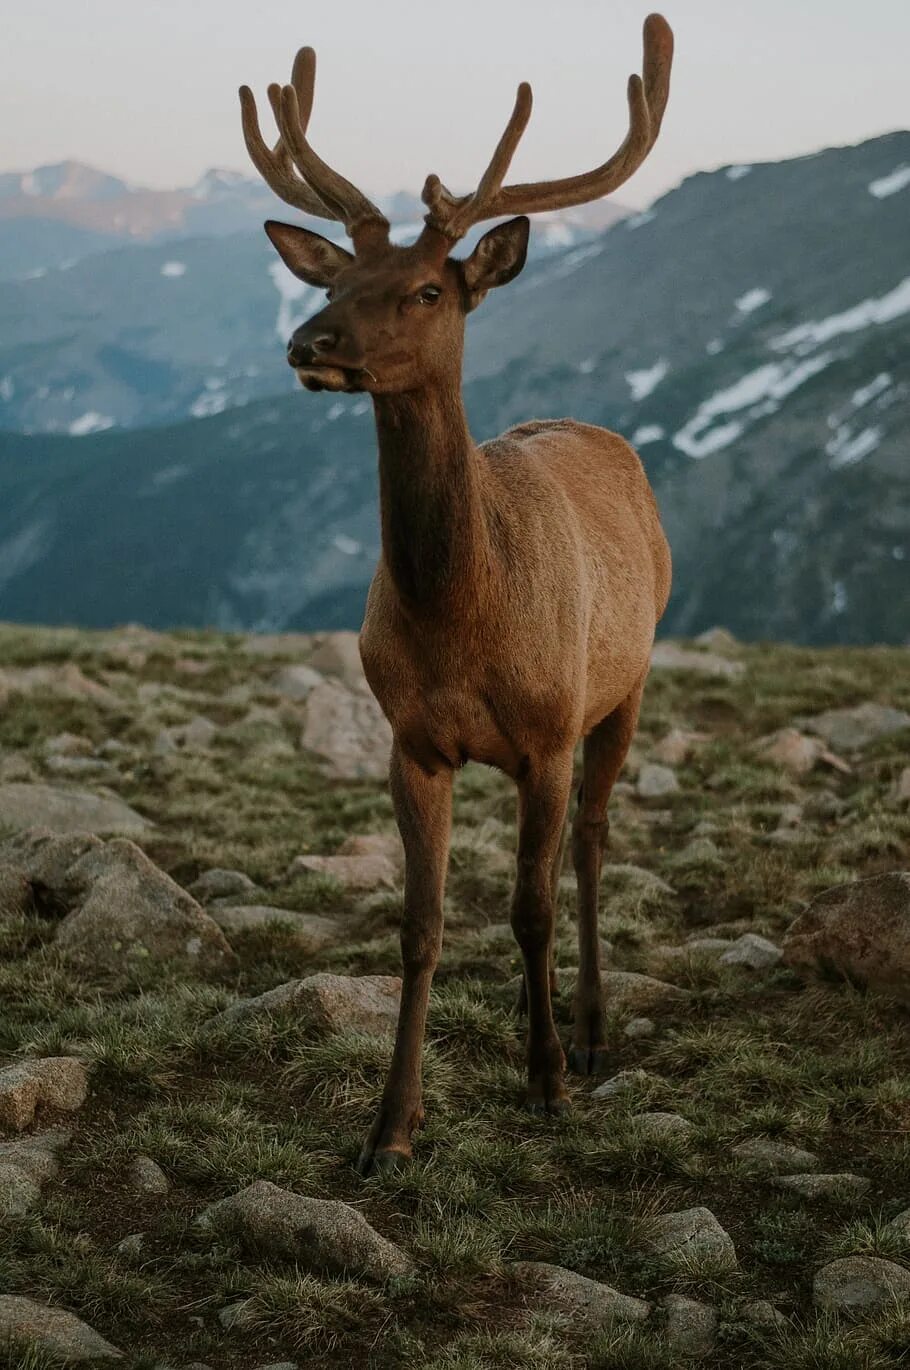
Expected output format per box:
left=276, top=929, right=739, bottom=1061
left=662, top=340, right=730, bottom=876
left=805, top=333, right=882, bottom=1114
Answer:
left=0, top=622, right=908, bottom=1369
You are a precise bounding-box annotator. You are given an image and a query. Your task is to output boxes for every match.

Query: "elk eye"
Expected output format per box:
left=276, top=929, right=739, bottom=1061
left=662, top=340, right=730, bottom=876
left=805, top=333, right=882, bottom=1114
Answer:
left=418, top=284, right=442, bottom=305
left=325, top=286, right=335, bottom=301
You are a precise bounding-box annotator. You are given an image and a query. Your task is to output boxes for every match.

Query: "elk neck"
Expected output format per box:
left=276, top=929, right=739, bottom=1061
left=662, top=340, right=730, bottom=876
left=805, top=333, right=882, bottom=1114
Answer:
left=372, top=376, right=493, bottom=619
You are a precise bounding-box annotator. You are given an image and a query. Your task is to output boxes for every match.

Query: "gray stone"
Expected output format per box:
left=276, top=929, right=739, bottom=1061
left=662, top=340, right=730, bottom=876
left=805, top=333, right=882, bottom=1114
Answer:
left=307, top=633, right=367, bottom=688
left=211, top=905, right=340, bottom=948
left=0, top=1162, right=41, bottom=1217
left=600, top=971, right=691, bottom=1011
left=187, top=867, right=259, bottom=903
left=0, top=1058, right=89, bottom=1131
left=719, top=933, right=783, bottom=971
left=300, top=678, right=391, bottom=781
left=756, top=727, right=850, bottom=776
left=592, top=1069, right=653, bottom=1101
left=643, top=1208, right=737, bottom=1272
left=43, top=733, right=94, bottom=759
left=154, top=715, right=218, bottom=754
left=115, top=1232, right=146, bottom=1261
left=783, top=872, right=910, bottom=1005
left=814, top=1256, right=910, bottom=1312
left=731, top=1138, right=819, bottom=1175
left=651, top=729, right=709, bottom=766
left=0, top=783, right=150, bottom=836
left=634, top=1112, right=694, bottom=1139
left=199, top=1180, right=411, bottom=1281
left=662, top=1293, right=717, bottom=1357
left=217, top=1301, right=252, bottom=1330
left=772, top=1173, right=869, bottom=1200
left=128, top=1155, right=169, bottom=1195
left=288, top=843, right=400, bottom=891
left=884, top=1207, right=910, bottom=1241
left=741, top=1299, right=788, bottom=1329
left=510, top=1261, right=650, bottom=1329
left=624, top=1017, right=656, bottom=1039
left=0, top=1295, right=122, bottom=1361
left=804, top=702, right=910, bottom=752
left=694, top=627, right=739, bottom=651
left=896, top=768, right=910, bottom=804
left=650, top=643, right=745, bottom=679
left=637, top=763, right=680, bottom=799
left=0, top=1129, right=70, bottom=1182
left=269, top=664, right=324, bottom=700
left=213, top=973, right=401, bottom=1035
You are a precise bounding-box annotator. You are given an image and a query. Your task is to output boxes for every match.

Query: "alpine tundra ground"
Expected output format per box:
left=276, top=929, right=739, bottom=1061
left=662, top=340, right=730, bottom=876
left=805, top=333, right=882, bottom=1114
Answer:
left=0, top=623, right=908, bottom=1369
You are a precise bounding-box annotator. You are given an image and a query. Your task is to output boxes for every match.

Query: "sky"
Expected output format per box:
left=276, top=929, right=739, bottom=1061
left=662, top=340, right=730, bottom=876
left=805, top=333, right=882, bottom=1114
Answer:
left=2, top=0, right=909, bottom=209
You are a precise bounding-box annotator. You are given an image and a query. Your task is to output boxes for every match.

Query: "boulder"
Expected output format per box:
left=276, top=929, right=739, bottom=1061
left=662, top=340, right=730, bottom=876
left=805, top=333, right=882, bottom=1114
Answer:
left=154, top=715, right=218, bottom=754
left=599, top=971, right=691, bottom=1012
left=52, top=839, right=234, bottom=975
left=719, top=933, right=782, bottom=971
left=650, top=729, right=709, bottom=766
left=814, top=1256, right=910, bottom=1312
left=636, top=763, right=679, bottom=799
left=0, top=1296, right=122, bottom=1362
left=592, top=1069, right=653, bottom=1101
left=884, top=1208, right=910, bottom=1241
left=804, top=702, right=910, bottom=752
left=509, top=1261, right=650, bottom=1329
left=755, top=727, right=850, bottom=775
left=307, top=633, right=367, bottom=688
left=198, top=1180, right=411, bottom=1281
left=0, top=784, right=149, bottom=836
left=210, top=906, right=340, bottom=948
left=269, top=664, right=325, bottom=701
left=643, top=1208, right=737, bottom=1272
left=288, top=838, right=400, bottom=891
left=300, top=678, right=391, bottom=781
left=662, top=1293, right=717, bottom=1357
left=212, top=973, right=401, bottom=1035
left=650, top=643, right=745, bottom=679
left=0, top=1059, right=89, bottom=1131
left=731, top=1138, right=819, bottom=1175
left=0, top=1162, right=41, bottom=1217
left=782, top=872, right=910, bottom=1004
left=772, top=1173, right=869, bottom=1200
left=187, top=868, right=260, bottom=903
left=624, top=1017, right=656, bottom=1040
left=0, top=663, right=119, bottom=709
left=128, top=1155, right=170, bottom=1195
left=633, top=1112, right=694, bottom=1139
left=740, top=1299, right=788, bottom=1330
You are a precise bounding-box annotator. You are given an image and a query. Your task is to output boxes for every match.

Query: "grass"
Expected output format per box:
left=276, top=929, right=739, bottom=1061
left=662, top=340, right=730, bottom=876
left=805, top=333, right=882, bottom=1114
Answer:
left=0, top=624, right=908, bottom=1367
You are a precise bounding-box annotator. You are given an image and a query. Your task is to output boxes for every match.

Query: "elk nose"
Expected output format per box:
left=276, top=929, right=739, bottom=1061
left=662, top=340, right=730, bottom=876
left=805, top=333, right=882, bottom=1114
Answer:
left=287, top=331, right=338, bottom=368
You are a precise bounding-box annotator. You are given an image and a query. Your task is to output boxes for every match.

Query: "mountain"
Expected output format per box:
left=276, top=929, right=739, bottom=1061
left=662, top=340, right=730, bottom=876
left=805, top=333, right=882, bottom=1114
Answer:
left=0, top=131, right=907, bottom=645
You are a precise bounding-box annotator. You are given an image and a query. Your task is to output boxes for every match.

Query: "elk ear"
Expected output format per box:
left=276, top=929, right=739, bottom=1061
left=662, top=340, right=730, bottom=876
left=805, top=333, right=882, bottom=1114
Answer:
left=461, top=216, right=530, bottom=310
left=264, top=220, right=353, bottom=287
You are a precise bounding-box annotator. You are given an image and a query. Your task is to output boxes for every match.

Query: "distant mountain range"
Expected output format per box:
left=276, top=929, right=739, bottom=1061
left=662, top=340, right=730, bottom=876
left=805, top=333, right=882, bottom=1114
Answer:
left=0, top=132, right=907, bottom=646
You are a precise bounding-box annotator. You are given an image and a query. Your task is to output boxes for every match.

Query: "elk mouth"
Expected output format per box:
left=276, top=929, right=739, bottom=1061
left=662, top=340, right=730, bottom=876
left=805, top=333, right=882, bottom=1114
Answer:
left=295, top=364, right=371, bottom=394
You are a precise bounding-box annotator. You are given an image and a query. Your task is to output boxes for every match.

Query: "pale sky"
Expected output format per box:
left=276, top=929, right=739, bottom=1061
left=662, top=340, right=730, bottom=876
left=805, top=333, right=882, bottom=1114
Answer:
left=2, top=0, right=908, bottom=208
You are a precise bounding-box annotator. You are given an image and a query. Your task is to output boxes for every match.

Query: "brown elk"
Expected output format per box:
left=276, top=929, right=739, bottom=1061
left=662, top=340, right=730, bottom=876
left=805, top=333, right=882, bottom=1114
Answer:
left=240, top=14, right=674, bottom=1175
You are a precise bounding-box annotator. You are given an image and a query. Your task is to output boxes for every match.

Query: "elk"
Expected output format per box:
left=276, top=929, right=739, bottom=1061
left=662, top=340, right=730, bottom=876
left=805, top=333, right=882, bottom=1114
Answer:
left=240, top=14, right=674, bottom=1175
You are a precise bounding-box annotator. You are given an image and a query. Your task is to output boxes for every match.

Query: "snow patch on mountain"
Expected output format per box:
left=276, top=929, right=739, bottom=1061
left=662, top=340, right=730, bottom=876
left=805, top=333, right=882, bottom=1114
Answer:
left=673, top=353, right=832, bottom=459
left=868, top=165, right=910, bottom=199
left=161, top=261, right=187, bottom=278
left=772, top=276, right=910, bottom=353
left=191, top=380, right=228, bottom=419
left=735, top=287, right=771, bottom=314
left=850, top=373, right=892, bottom=409
left=626, top=358, right=669, bottom=401
left=626, top=209, right=656, bottom=229
left=826, top=424, right=882, bottom=468
left=633, top=424, right=665, bottom=445
left=69, top=411, right=114, bottom=436
left=268, top=260, right=321, bottom=341
left=726, top=164, right=752, bottom=181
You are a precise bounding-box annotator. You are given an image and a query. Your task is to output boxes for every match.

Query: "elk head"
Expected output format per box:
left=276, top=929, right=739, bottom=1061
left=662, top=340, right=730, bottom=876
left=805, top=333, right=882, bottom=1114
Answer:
left=240, top=16, right=673, bottom=395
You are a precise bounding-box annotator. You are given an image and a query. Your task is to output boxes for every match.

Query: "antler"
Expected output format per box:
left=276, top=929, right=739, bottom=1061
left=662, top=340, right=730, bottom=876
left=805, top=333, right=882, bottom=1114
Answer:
left=422, top=13, right=673, bottom=241
left=239, top=48, right=389, bottom=249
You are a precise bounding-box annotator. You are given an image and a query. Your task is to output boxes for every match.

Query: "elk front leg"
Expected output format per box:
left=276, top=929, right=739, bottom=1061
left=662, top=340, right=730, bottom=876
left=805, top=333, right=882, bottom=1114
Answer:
left=357, top=743, right=452, bottom=1176
left=512, top=751, right=574, bottom=1114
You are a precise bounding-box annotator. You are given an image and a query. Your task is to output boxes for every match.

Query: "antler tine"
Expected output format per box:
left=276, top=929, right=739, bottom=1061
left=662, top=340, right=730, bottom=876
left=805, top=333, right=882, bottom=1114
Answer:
left=424, top=13, right=673, bottom=238
left=238, top=82, right=333, bottom=218
left=276, top=49, right=389, bottom=245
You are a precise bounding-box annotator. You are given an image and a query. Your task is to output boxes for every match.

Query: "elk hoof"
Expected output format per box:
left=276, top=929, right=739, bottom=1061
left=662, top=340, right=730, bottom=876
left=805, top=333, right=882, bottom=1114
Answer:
left=525, top=1084, right=571, bottom=1117
left=567, top=1044, right=612, bottom=1076
left=355, top=1144, right=411, bottom=1178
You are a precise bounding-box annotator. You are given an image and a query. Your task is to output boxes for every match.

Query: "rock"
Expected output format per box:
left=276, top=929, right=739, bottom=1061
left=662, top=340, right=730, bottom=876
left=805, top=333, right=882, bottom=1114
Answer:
left=673, top=837, right=722, bottom=866
left=211, top=906, right=340, bottom=948
left=307, top=633, right=367, bottom=689
left=694, top=627, right=739, bottom=651
left=756, top=727, right=850, bottom=775
left=592, top=1069, right=653, bottom=1101
left=634, top=1112, right=694, bottom=1139
left=600, top=971, right=691, bottom=1011
left=269, top=664, right=324, bottom=701
left=300, top=678, right=391, bottom=781
left=0, top=1162, right=41, bottom=1216
left=650, top=643, right=745, bottom=679
left=814, top=1255, right=910, bottom=1312
left=289, top=847, right=399, bottom=891
left=0, top=783, right=150, bottom=836
left=51, top=839, right=234, bottom=976
left=636, top=763, right=680, bottom=799
left=719, top=933, right=782, bottom=971
left=213, top=973, right=401, bottom=1035
left=154, top=716, right=218, bottom=754
left=0, top=663, right=119, bottom=709
left=0, top=862, right=32, bottom=918
left=510, top=1261, right=650, bottom=1329
left=45, top=756, right=115, bottom=780
left=0, top=1295, right=122, bottom=1361
left=0, top=1058, right=89, bottom=1131
left=650, top=728, right=709, bottom=767
left=643, top=1208, right=737, bottom=1272
left=601, top=864, right=676, bottom=897
left=199, top=1180, right=411, bottom=1281
left=772, top=1173, right=869, bottom=1200
left=782, top=873, right=910, bottom=1004
left=187, top=868, right=259, bottom=903
left=624, top=1017, right=656, bottom=1040
left=0, top=1129, right=70, bottom=1181
left=44, top=734, right=94, bottom=759
left=731, top=1138, right=819, bottom=1175
left=896, top=768, right=910, bottom=804
left=884, top=1207, right=910, bottom=1241
left=804, top=702, right=910, bottom=752
left=740, top=1299, right=788, bottom=1329
left=217, top=1301, right=252, bottom=1330
left=662, top=1293, right=717, bottom=1357
left=115, top=1232, right=146, bottom=1261
left=128, top=1155, right=169, bottom=1195
left=256, top=1364, right=298, bottom=1370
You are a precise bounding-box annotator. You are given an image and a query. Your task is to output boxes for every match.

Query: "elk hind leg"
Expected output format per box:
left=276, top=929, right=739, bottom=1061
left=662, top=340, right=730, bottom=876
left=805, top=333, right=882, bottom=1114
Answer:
left=568, top=680, right=645, bottom=1076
